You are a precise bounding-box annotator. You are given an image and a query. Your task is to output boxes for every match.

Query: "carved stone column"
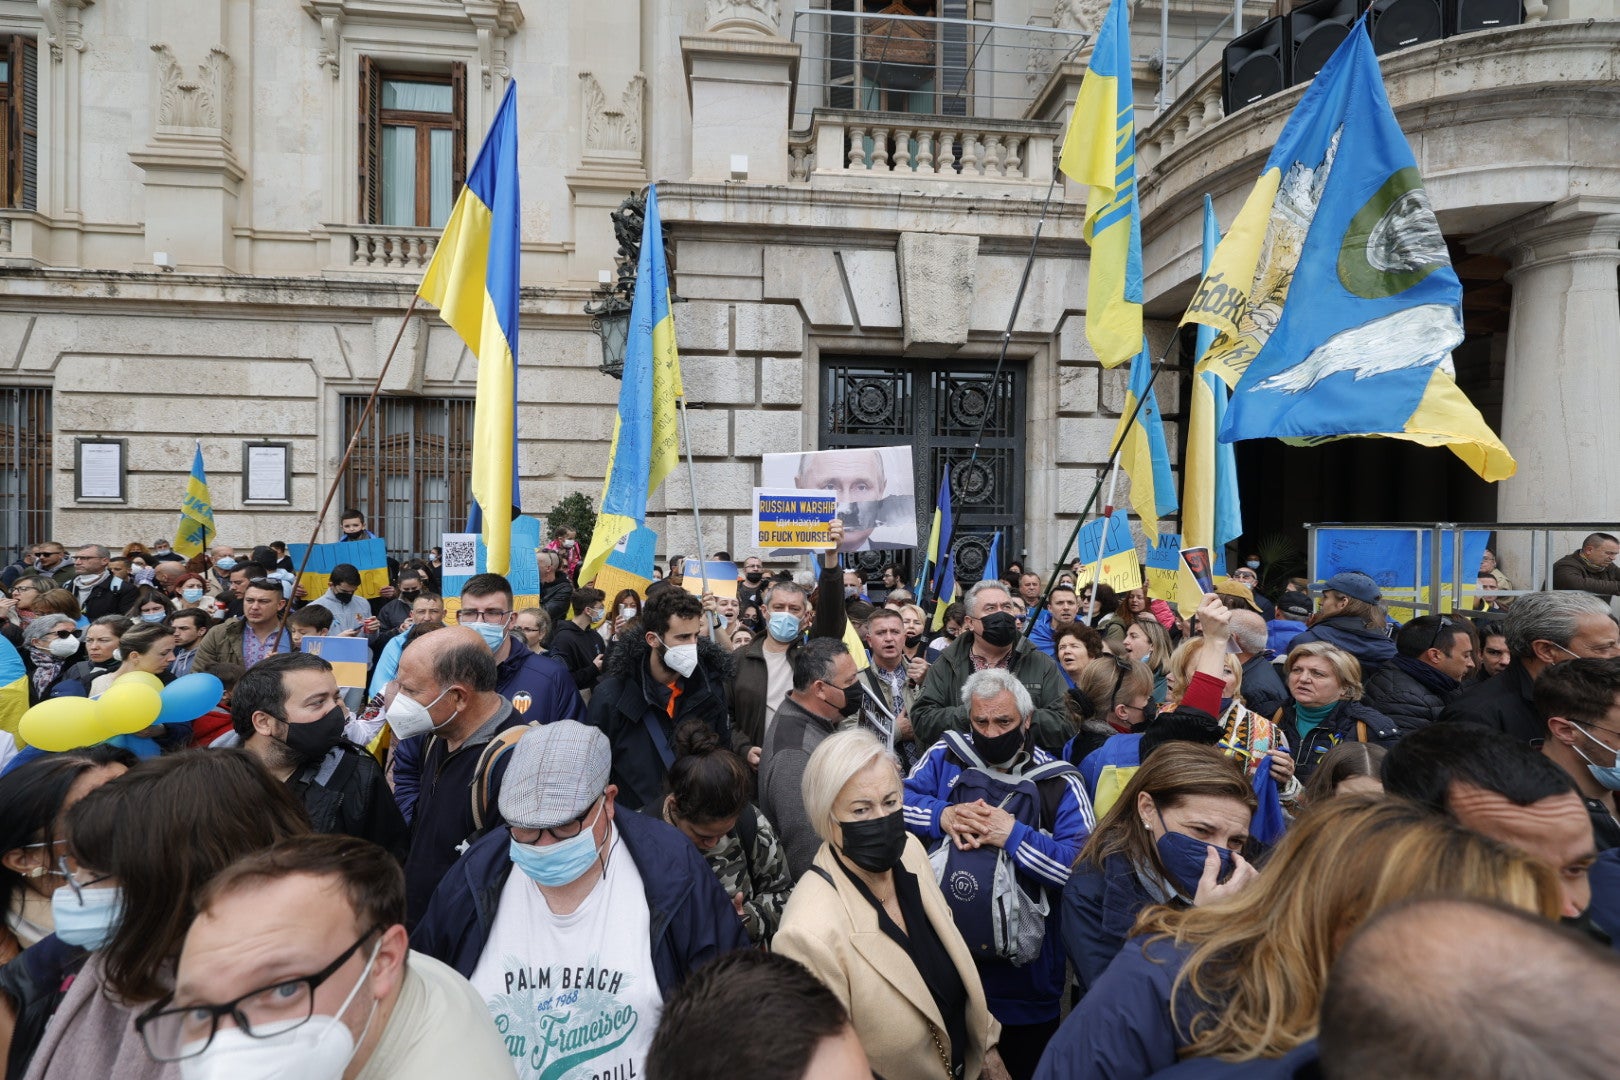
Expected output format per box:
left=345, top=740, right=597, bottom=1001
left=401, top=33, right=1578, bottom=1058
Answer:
left=1474, top=196, right=1620, bottom=531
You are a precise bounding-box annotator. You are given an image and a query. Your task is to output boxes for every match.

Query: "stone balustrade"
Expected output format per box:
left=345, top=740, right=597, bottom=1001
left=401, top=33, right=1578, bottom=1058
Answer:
left=790, top=108, right=1060, bottom=186
left=328, top=225, right=439, bottom=272
left=1136, top=65, right=1224, bottom=180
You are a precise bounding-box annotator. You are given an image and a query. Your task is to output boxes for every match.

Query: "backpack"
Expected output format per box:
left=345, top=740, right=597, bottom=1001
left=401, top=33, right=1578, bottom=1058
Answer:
left=928, top=731, right=1078, bottom=967
left=465, top=722, right=538, bottom=843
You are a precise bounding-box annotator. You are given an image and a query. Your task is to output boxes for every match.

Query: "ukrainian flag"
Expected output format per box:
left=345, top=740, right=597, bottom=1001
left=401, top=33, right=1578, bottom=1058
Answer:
left=578, top=184, right=684, bottom=589
left=287, top=539, right=391, bottom=601
left=301, top=636, right=370, bottom=690
left=1181, top=21, right=1512, bottom=480
left=0, top=636, right=28, bottom=743
left=915, top=465, right=953, bottom=599
left=1182, top=196, right=1243, bottom=574
left=172, top=442, right=215, bottom=559
left=1113, top=339, right=1178, bottom=535
left=418, top=81, right=523, bottom=572
left=1059, top=0, right=1144, bottom=369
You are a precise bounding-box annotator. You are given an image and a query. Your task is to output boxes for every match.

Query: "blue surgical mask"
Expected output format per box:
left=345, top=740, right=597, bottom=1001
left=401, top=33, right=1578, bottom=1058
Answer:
left=1245, top=560, right=1261, bottom=570
left=214, top=557, right=237, bottom=572
left=509, top=804, right=606, bottom=887
left=140, top=611, right=166, bottom=624
left=1572, top=725, right=1620, bottom=791
left=470, top=620, right=508, bottom=651
left=767, top=612, right=801, bottom=644
left=181, top=587, right=204, bottom=604
left=1154, top=818, right=1235, bottom=897
left=52, top=883, right=123, bottom=949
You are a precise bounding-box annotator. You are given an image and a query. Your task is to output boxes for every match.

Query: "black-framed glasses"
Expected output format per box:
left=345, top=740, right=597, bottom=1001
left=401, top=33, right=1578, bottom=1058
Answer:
left=1426, top=616, right=1454, bottom=654
left=454, top=608, right=511, bottom=625
left=56, top=856, right=110, bottom=904
left=43, top=628, right=77, bottom=640
left=515, top=795, right=604, bottom=844
left=136, top=926, right=381, bottom=1062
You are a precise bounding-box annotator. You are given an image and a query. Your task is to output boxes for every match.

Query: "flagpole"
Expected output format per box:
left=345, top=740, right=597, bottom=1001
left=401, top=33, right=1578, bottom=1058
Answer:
left=271, top=293, right=422, bottom=654
left=675, top=395, right=718, bottom=637
left=1083, top=463, right=1122, bottom=623
left=1025, top=335, right=1180, bottom=639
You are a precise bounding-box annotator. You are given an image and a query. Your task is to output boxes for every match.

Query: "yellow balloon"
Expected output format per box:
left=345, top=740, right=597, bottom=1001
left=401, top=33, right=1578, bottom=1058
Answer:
left=118, top=671, right=165, bottom=693
left=97, top=681, right=163, bottom=735
left=18, top=697, right=106, bottom=753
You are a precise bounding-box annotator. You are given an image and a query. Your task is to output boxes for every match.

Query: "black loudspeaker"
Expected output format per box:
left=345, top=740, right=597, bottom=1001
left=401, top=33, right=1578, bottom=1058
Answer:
left=1364, top=0, right=1445, bottom=54
left=1448, top=0, right=1523, bottom=34
left=1289, top=0, right=1359, bottom=85
left=1222, top=16, right=1290, bottom=114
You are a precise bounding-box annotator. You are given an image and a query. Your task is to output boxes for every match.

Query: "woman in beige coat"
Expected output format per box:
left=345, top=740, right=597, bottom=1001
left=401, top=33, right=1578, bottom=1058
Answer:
left=774, top=729, right=1009, bottom=1080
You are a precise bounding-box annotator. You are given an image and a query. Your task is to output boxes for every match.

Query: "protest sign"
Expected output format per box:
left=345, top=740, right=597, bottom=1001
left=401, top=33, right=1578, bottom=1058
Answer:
left=751, top=488, right=837, bottom=552
left=288, top=538, right=389, bottom=600
left=1181, top=546, right=1216, bottom=594
left=1074, top=513, right=1142, bottom=593
left=1145, top=534, right=1182, bottom=602
left=761, top=446, right=917, bottom=553
left=439, top=516, right=543, bottom=618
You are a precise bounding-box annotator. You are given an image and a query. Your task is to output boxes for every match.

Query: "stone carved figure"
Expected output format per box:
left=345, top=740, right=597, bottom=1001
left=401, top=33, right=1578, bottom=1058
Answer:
left=579, top=72, right=646, bottom=156
left=152, top=44, right=234, bottom=137
left=1053, top=0, right=1109, bottom=33
left=705, top=0, right=782, bottom=33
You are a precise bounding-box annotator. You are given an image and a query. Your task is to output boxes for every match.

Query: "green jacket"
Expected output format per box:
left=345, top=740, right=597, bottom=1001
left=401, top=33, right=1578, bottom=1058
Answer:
left=911, top=631, right=1071, bottom=753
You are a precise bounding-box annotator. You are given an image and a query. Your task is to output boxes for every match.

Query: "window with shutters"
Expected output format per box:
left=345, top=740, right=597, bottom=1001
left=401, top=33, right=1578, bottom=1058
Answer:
left=0, top=36, right=38, bottom=210
left=358, top=59, right=467, bottom=228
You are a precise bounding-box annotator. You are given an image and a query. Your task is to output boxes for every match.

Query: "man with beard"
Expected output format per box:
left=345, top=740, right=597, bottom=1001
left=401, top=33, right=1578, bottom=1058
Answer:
left=225, top=652, right=409, bottom=860
left=587, top=588, right=736, bottom=812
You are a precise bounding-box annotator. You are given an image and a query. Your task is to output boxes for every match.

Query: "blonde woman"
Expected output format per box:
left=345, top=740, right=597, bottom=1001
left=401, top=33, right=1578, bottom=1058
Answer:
left=774, top=728, right=1010, bottom=1080
left=1036, top=796, right=1563, bottom=1078
left=1281, top=642, right=1398, bottom=780
left=1122, top=615, right=1173, bottom=704
left=1165, top=638, right=1296, bottom=795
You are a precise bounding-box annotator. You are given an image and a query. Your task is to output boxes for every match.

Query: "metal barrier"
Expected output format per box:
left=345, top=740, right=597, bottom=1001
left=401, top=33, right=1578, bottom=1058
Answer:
left=1305, top=522, right=1620, bottom=619
left=786, top=8, right=1089, bottom=128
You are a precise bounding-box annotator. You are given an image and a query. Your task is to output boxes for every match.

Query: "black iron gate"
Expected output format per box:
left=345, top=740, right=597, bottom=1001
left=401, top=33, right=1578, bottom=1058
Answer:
left=819, top=357, right=1024, bottom=589
left=0, top=386, right=50, bottom=565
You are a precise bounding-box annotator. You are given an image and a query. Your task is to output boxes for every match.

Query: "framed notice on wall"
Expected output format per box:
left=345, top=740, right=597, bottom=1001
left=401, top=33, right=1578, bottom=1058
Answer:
left=74, top=438, right=126, bottom=502
left=243, top=442, right=291, bottom=503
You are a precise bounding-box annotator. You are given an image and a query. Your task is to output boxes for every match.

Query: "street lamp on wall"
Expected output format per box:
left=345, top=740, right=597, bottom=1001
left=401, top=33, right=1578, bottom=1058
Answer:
left=584, top=190, right=661, bottom=380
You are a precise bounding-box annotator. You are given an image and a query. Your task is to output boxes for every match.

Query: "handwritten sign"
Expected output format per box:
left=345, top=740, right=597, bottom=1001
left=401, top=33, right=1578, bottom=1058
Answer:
left=752, top=487, right=837, bottom=552
left=1075, top=550, right=1143, bottom=594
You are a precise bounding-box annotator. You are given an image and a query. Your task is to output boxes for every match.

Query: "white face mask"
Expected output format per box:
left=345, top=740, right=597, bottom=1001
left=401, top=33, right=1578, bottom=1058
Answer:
left=46, top=635, right=80, bottom=659
left=179, top=941, right=381, bottom=1080
left=659, top=638, right=699, bottom=678
left=384, top=685, right=456, bottom=740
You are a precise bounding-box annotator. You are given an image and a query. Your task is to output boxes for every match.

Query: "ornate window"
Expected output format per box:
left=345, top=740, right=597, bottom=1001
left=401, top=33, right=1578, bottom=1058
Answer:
left=358, top=59, right=466, bottom=228
left=820, top=358, right=1025, bottom=581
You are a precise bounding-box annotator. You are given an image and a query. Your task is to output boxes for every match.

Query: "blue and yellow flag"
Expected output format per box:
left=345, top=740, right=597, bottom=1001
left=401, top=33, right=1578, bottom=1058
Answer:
left=1181, top=21, right=1512, bottom=480
left=287, top=539, right=390, bottom=601
left=1059, top=0, right=1143, bottom=368
left=916, top=465, right=953, bottom=600
left=301, top=636, right=370, bottom=690
left=1113, top=340, right=1178, bottom=534
left=1182, top=196, right=1244, bottom=575
left=578, top=184, right=684, bottom=589
left=982, top=531, right=1002, bottom=588
left=0, top=636, right=28, bottom=742
left=172, top=441, right=215, bottom=559
left=418, top=81, right=523, bottom=572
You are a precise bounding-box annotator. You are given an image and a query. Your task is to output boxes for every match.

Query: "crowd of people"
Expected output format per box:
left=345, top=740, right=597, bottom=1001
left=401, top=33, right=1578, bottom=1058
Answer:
left=2, top=515, right=1620, bottom=1079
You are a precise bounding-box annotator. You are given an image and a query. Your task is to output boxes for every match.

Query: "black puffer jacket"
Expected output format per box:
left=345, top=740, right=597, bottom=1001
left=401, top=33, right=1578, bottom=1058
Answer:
left=586, top=634, right=737, bottom=811
left=1278, top=699, right=1400, bottom=781
left=1361, top=655, right=1460, bottom=735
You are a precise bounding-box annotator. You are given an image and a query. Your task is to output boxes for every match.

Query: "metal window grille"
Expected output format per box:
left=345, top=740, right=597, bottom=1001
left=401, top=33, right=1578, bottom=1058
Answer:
left=0, top=386, right=51, bottom=564
left=341, top=396, right=473, bottom=560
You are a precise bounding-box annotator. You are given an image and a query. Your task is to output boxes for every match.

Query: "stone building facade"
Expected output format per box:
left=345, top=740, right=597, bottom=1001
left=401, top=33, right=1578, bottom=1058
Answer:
left=0, top=0, right=1613, bottom=583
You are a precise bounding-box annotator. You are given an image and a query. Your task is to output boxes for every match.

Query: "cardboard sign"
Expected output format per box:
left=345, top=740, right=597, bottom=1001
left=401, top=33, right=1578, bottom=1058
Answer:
left=1145, top=534, right=1183, bottom=602
left=438, top=516, right=543, bottom=619
left=1074, top=550, right=1144, bottom=593
left=751, top=488, right=837, bottom=552
left=681, top=559, right=738, bottom=599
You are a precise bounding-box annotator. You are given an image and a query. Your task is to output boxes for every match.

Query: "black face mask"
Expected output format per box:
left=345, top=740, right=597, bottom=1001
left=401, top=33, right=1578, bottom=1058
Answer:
left=978, top=612, right=1019, bottom=647
left=905, top=633, right=926, bottom=650
left=399, top=589, right=420, bottom=602
left=280, top=704, right=346, bottom=765
left=333, top=590, right=355, bottom=603
left=830, top=681, right=863, bottom=719
left=970, top=724, right=1028, bottom=766
left=839, top=809, right=907, bottom=873
left=744, top=571, right=762, bottom=584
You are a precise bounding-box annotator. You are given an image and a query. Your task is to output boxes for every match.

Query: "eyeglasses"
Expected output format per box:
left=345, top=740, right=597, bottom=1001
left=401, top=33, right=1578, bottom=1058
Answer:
left=1426, top=616, right=1454, bottom=654
left=455, top=609, right=511, bottom=625
left=56, top=856, right=111, bottom=904
left=518, top=796, right=603, bottom=843
left=135, top=926, right=381, bottom=1062
left=1108, top=655, right=1131, bottom=708
left=43, top=628, right=77, bottom=640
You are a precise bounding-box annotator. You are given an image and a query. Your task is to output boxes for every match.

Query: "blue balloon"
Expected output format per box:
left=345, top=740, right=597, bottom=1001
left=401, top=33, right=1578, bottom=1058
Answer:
left=156, top=672, right=224, bottom=726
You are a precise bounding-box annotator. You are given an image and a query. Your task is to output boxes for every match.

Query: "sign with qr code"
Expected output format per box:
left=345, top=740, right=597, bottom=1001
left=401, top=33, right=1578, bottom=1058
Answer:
left=441, top=534, right=478, bottom=575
